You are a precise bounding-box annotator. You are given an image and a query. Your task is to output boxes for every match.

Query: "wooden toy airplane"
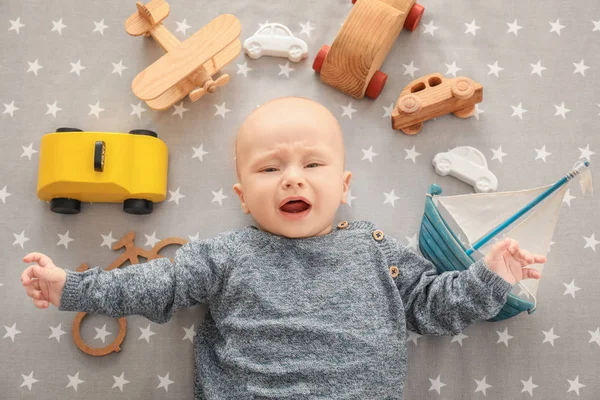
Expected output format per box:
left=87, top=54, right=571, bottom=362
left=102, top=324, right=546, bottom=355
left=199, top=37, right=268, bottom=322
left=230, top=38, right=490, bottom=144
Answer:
left=125, top=0, right=242, bottom=110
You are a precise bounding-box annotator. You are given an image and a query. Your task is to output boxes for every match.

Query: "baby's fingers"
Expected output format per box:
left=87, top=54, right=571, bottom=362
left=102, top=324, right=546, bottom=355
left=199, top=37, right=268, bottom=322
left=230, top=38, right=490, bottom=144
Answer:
left=25, top=283, right=42, bottom=299
left=521, top=267, right=542, bottom=280
left=23, top=252, right=54, bottom=268
left=21, top=265, right=37, bottom=286
left=518, top=249, right=535, bottom=265
left=33, top=299, right=49, bottom=309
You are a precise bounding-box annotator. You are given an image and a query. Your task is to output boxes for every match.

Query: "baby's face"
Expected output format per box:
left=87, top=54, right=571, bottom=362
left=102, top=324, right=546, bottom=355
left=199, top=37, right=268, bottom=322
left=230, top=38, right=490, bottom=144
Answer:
left=233, top=98, right=352, bottom=238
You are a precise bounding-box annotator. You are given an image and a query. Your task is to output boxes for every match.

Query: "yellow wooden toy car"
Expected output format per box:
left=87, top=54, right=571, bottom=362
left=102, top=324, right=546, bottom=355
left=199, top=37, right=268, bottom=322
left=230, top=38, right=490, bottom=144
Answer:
left=37, top=128, right=168, bottom=215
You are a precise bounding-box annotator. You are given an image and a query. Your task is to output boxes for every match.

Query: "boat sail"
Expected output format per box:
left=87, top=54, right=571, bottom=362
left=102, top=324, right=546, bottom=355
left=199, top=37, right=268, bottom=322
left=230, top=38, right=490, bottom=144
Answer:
left=419, top=161, right=592, bottom=321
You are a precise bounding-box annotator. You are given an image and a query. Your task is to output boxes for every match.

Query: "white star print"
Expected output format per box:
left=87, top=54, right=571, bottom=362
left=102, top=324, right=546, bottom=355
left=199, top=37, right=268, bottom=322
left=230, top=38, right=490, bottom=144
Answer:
left=69, top=60, right=86, bottom=76
left=183, top=324, right=197, bottom=342
left=278, top=61, right=295, bottom=78
left=188, top=232, right=200, bottom=241
left=496, top=327, right=514, bottom=346
left=511, top=102, right=528, bottom=119
left=168, top=187, right=185, bottom=205
left=451, top=332, right=468, bottom=346
left=9, top=17, right=25, bottom=34
left=130, top=102, right=147, bottom=119
left=175, top=19, right=191, bottom=35
left=21, top=143, right=38, bottom=160
left=383, top=102, right=395, bottom=117
left=258, top=20, right=270, bottom=30
left=583, top=233, right=599, bottom=251
left=445, top=61, right=462, bottom=77
left=521, top=376, right=538, bottom=396
left=428, top=375, right=446, bottom=394
left=530, top=60, right=546, bottom=76
left=421, top=20, right=438, bottom=36
left=237, top=62, right=252, bottom=77
left=4, top=322, right=22, bottom=341
left=20, top=371, right=38, bottom=390
left=299, top=21, right=315, bottom=36
left=345, top=189, right=357, bottom=207
left=3, top=100, right=19, bottom=117
left=361, top=146, right=378, bottom=163
left=403, top=61, right=419, bottom=77
left=88, top=101, right=105, bottom=118
left=473, top=104, right=484, bottom=120
left=66, top=371, right=84, bottom=391
left=145, top=231, right=161, bottom=247
left=172, top=101, right=189, bottom=118
left=383, top=189, right=400, bottom=207
left=579, top=144, right=594, bottom=160
left=549, top=19, right=565, bottom=35
left=405, top=234, right=418, bottom=251
left=0, top=185, right=11, bottom=203
left=46, top=100, right=62, bottom=117
left=27, top=59, right=43, bottom=76
left=589, top=327, right=600, bottom=347
left=214, top=102, right=231, bottom=119
left=464, top=20, right=480, bottom=35
left=192, top=144, right=209, bottom=161
left=553, top=102, right=571, bottom=118
left=562, top=189, right=575, bottom=206
left=507, top=19, right=522, bottom=35
left=563, top=279, right=581, bottom=298
left=211, top=188, right=228, bottom=206
left=474, top=376, right=492, bottom=395
left=407, top=330, right=422, bottom=345
left=57, top=230, right=74, bottom=249
left=101, top=232, right=117, bottom=248
left=534, top=145, right=551, bottom=162
left=573, top=59, right=590, bottom=76
left=112, top=60, right=128, bottom=76
left=404, top=145, right=421, bottom=162
left=542, top=327, right=560, bottom=346
left=341, top=102, right=357, bottom=119
left=94, top=324, right=112, bottom=343
left=567, top=376, right=585, bottom=395
left=491, top=146, right=507, bottom=163
left=139, top=324, right=156, bottom=343
left=157, top=373, right=174, bottom=391
left=93, top=19, right=109, bottom=35
left=13, top=230, right=29, bottom=249
left=593, top=20, right=600, bottom=32
left=51, top=18, right=67, bottom=34
left=112, top=372, right=130, bottom=391
left=487, top=60, right=503, bottom=77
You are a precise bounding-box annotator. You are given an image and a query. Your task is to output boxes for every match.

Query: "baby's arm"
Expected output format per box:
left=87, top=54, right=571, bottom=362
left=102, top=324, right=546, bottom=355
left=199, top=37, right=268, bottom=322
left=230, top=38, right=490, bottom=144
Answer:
left=389, top=237, right=512, bottom=336
left=54, top=236, right=229, bottom=324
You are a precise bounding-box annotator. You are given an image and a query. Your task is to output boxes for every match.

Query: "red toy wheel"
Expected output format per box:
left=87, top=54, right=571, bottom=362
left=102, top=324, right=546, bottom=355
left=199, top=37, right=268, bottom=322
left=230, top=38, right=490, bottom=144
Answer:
left=365, top=70, right=387, bottom=99
left=312, top=44, right=330, bottom=73
left=352, top=0, right=357, bottom=3
left=404, top=4, right=425, bottom=31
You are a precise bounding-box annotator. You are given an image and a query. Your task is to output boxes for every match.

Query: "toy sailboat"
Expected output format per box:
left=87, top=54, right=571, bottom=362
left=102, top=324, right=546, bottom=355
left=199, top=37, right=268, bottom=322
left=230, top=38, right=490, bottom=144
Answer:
left=419, top=161, right=592, bottom=321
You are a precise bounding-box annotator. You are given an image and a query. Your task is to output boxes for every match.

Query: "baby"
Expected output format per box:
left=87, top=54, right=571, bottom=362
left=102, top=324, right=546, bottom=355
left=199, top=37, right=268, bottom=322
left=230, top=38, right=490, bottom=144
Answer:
left=21, top=97, right=545, bottom=400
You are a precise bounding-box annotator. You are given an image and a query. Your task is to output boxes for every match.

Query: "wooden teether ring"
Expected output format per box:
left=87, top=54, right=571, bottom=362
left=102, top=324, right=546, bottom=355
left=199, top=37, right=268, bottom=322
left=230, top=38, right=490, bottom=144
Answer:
left=72, top=312, right=127, bottom=356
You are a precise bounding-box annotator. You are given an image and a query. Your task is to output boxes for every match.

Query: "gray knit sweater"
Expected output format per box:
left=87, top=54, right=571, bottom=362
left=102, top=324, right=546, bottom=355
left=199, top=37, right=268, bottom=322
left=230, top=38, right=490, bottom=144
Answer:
left=60, top=220, right=512, bottom=399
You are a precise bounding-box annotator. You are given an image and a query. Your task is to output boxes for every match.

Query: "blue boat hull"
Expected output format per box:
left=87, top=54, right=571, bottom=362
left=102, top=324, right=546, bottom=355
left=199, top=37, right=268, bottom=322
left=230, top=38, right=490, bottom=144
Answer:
left=419, top=184, right=535, bottom=322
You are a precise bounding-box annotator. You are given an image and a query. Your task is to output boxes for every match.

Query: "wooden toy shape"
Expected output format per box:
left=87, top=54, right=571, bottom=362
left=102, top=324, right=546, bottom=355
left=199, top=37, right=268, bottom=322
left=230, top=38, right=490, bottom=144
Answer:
left=433, top=146, right=499, bottom=193
left=312, top=0, right=424, bottom=99
left=125, top=0, right=242, bottom=110
left=72, top=231, right=188, bottom=356
left=391, top=73, right=483, bottom=135
left=244, top=23, right=308, bottom=62
left=36, top=128, right=168, bottom=215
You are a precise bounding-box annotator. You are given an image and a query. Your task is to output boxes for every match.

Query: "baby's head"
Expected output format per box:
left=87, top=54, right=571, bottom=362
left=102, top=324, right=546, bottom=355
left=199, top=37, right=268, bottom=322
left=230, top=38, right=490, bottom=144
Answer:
left=233, top=97, right=352, bottom=238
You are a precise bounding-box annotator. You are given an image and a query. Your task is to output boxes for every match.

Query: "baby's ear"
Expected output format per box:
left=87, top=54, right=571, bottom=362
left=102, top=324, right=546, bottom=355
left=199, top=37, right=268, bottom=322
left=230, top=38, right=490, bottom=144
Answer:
left=340, top=171, right=352, bottom=204
left=233, top=183, right=250, bottom=214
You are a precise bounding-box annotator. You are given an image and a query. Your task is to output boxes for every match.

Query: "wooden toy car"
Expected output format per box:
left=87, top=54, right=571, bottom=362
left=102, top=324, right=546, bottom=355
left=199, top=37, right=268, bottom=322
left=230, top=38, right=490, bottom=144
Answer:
left=391, top=73, right=483, bottom=135
left=313, top=0, right=424, bottom=99
left=36, top=128, right=168, bottom=215
left=125, top=0, right=241, bottom=110
left=433, top=146, right=498, bottom=193
left=244, top=23, right=308, bottom=62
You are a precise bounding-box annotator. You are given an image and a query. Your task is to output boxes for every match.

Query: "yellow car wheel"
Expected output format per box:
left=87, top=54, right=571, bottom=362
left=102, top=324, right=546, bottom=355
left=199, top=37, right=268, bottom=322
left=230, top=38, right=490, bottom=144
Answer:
left=123, top=198, right=153, bottom=215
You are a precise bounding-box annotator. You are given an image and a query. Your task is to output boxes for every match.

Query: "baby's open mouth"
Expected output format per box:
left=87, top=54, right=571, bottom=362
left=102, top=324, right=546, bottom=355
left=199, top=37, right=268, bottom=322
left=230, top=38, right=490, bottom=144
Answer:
left=280, top=200, right=311, bottom=213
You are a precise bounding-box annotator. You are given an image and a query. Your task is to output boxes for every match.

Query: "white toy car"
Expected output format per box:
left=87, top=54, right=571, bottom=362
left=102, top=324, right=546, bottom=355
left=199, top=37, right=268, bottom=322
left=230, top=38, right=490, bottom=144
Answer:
left=243, top=23, right=308, bottom=63
left=432, top=146, right=498, bottom=193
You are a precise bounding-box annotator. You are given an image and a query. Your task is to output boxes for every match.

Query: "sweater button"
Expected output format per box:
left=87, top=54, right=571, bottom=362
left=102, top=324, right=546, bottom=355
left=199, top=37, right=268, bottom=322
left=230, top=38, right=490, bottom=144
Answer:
left=389, top=266, right=399, bottom=278
left=337, top=220, right=349, bottom=229
left=372, top=230, right=384, bottom=241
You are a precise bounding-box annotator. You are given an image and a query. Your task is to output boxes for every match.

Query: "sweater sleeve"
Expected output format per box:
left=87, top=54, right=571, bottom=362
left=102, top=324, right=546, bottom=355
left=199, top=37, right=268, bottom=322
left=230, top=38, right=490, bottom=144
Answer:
left=58, top=233, right=232, bottom=324
left=387, top=237, right=513, bottom=335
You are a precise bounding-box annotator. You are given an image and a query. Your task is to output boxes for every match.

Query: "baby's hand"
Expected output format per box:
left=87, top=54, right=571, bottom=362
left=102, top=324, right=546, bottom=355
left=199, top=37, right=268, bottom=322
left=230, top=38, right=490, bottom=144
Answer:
left=483, top=239, right=546, bottom=285
left=21, top=253, right=67, bottom=309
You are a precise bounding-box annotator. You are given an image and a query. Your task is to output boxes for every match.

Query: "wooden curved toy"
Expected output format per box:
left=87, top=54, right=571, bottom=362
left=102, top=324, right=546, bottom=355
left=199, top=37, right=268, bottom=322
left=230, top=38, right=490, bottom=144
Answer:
left=391, top=73, right=483, bottom=135
left=313, top=0, right=424, bottom=99
left=125, top=0, right=241, bottom=110
left=72, top=231, right=188, bottom=356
